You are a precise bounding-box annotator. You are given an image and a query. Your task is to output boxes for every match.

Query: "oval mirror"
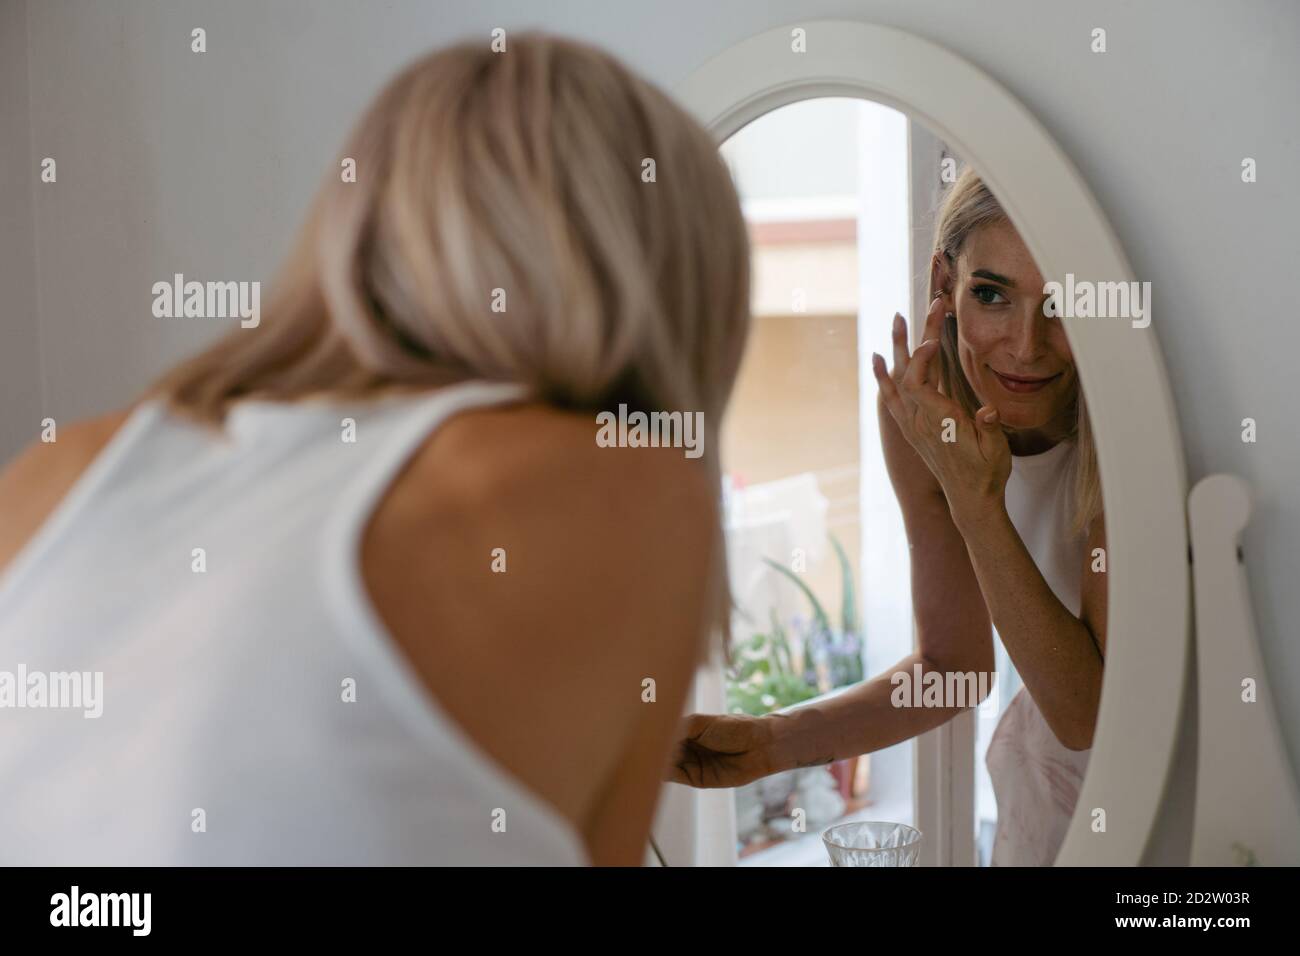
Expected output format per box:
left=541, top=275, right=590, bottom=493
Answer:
left=669, top=20, right=1190, bottom=867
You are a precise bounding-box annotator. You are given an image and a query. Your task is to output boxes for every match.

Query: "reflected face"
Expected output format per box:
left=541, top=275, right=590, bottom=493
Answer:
left=947, top=219, right=1076, bottom=438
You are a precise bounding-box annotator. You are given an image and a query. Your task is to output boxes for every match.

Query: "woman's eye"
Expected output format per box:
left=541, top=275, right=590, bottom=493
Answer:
left=970, top=284, right=1009, bottom=306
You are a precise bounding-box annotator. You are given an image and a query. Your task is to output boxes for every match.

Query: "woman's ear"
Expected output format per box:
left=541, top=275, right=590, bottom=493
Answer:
left=930, top=252, right=955, bottom=317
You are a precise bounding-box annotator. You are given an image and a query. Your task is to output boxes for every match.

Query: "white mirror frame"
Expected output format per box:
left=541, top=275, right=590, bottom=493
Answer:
left=678, top=20, right=1190, bottom=866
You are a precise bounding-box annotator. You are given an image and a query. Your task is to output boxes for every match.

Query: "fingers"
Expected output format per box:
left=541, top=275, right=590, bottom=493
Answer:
left=678, top=712, right=714, bottom=741
left=665, top=761, right=691, bottom=785
left=902, top=338, right=942, bottom=393
left=872, top=352, right=908, bottom=425
left=668, top=716, right=711, bottom=786
left=920, top=296, right=948, bottom=388
left=920, top=293, right=947, bottom=348
left=901, top=341, right=963, bottom=433
left=669, top=715, right=756, bottom=788
left=974, top=403, right=1007, bottom=462
left=890, top=312, right=910, bottom=381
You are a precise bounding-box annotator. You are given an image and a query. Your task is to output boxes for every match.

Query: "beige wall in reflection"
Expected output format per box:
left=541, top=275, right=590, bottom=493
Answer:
left=723, top=298, right=861, bottom=619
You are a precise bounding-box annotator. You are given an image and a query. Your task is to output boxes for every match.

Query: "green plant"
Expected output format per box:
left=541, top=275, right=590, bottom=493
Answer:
left=727, top=533, right=865, bottom=714
left=761, top=557, right=832, bottom=635
left=726, top=610, right=819, bottom=716
left=830, top=533, right=860, bottom=636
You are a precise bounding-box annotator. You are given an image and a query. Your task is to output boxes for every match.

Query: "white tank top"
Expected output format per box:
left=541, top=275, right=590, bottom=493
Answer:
left=986, top=439, right=1092, bottom=866
left=0, top=381, right=589, bottom=865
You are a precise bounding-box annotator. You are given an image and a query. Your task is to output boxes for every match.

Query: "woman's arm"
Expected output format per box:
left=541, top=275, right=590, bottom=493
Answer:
left=671, top=476, right=996, bottom=785
left=872, top=300, right=1107, bottom=752
left=670, top=314, right=995, bottom=787
left=760, top=389, right=996, bottom=769
left=952, top=506, right=1104, bottom=751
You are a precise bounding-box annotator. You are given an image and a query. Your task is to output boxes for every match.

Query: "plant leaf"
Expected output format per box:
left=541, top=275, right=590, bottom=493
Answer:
left=762, top=557, right=832, bottom=635
left=829, top=532, right=860, bottom=636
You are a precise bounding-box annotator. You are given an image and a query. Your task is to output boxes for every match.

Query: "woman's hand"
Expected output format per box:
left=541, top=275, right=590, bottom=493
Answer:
left=876, top=332, right=945, bottom=511
left=871, top=300, right=1011, bottom=533
left=667, top=712, right=778, bottom=789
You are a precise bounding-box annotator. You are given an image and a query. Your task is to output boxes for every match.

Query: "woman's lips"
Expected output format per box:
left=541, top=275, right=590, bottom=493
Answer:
left=990, top=369, right=1061, bottom=394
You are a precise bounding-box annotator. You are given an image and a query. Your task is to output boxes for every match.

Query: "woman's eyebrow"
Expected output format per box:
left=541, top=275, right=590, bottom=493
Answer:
left=971, top=268, right=1015, bottom=287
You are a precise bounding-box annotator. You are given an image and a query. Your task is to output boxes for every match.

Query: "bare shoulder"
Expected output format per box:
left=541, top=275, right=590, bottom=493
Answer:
left=379, top=401, right=719, bottom=572
left=0, top=409, right=133, bottom=479
left=363, top=402, right=720, bottom=836
left=0, top=408, right=134, bottom=574
left=430, top=402, right=716, bottom=528
left=373, top=400, right=719, bottom=645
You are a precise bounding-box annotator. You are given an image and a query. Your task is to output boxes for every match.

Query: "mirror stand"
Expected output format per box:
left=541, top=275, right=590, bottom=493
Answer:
left=1189, top=473, right=1300, bottom=865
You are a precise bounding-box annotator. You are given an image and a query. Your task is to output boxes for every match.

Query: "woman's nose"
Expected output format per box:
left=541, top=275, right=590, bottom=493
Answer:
left=1008, top=308, right=1047, bottom=364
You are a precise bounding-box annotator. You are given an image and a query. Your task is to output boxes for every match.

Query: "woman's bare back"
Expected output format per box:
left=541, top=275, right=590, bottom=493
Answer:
left=0, top=398, right=716, bottom=864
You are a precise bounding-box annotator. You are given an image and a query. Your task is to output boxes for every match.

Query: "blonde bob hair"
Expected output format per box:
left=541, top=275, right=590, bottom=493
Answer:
left=149, top=34, right=752, bottom=637
left=931, top=168, right=1102, bottom=536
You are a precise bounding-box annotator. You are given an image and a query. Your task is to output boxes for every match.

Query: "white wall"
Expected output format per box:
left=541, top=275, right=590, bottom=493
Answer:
left=0, top=0, right=43, bottom=457
left=5, top=0, right=1298, bottom=850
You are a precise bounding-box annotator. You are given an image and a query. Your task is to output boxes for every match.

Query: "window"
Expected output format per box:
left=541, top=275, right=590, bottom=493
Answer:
left=719, top=98, right=913, bottom=866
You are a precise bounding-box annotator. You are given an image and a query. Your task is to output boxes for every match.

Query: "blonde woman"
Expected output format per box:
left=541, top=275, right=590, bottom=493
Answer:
left=0, top=36, right=751, bottom=866
left=673, top=169, right=1106, bottom=867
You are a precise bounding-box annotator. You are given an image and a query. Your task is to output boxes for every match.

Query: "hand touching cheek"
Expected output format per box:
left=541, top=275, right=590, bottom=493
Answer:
left=872, top=299, right=1012, bottom=534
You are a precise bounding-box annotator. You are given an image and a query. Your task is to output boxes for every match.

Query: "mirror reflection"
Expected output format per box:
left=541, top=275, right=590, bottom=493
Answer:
left=673, top=97, right=1106, bottom=868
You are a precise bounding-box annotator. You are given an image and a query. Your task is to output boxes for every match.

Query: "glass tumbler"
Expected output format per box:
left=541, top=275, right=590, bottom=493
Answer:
left=822, top=821, right=922, bottom=867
